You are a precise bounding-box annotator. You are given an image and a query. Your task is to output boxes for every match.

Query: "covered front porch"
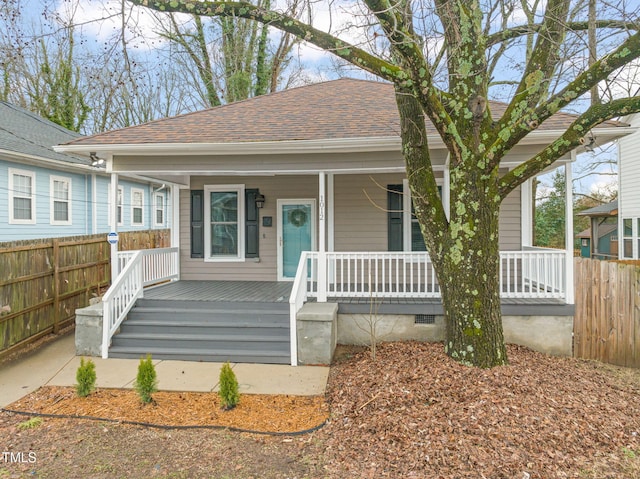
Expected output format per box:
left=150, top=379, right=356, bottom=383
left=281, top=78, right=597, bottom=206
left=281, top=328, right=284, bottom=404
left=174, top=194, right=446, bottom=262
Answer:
left=93, top=247, right=575, bottom=365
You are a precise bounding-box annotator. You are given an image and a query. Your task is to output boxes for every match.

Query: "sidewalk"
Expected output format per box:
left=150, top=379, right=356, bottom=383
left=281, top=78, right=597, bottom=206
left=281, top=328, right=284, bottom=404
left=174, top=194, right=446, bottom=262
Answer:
left=0, top=332, right=330, bottom=408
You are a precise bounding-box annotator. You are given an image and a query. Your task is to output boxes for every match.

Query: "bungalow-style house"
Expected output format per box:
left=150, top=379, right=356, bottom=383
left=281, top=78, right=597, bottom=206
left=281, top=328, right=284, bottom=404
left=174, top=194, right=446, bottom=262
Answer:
left=57, top=79, right=632, bottom=365
left=577, top=200, right=618, bottom=259
left=0, top=102, right=171, bottom=243
left=618, top=114, right=640, bottom=260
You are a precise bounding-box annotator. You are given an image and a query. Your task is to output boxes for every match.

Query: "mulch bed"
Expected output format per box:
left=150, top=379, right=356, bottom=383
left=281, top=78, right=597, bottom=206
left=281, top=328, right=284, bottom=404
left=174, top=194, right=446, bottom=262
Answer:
left=6, top=386, right=328, bottom=434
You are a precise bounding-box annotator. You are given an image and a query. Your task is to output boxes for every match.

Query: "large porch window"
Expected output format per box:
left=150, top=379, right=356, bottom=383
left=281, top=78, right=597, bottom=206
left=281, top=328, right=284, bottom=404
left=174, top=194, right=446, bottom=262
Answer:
left=204, top=185, right=245, bottom=261
left=388, top=182, right=442, bottom=252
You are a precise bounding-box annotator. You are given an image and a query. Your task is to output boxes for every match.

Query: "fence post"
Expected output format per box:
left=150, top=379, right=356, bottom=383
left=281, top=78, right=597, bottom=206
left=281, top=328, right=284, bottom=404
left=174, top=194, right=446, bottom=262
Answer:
left=52, top=238, right=61, bottom=334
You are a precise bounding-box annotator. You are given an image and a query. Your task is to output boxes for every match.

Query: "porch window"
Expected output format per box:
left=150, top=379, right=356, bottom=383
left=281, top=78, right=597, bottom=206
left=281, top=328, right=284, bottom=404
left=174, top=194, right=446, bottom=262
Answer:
left=388, top=182, right=441, bottom=252
left=9, top=168, right=35, bottom=224
left=50, top=176, right=71, bottom=225
left=131, top=188, right=144, bottom=226
left=154, top=192, right=165, bottom=227
left=204, top=185, right=245, bottom=261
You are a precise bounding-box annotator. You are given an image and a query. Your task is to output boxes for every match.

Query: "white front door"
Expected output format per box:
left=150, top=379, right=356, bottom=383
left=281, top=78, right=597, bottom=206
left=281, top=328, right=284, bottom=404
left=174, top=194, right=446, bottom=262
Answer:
left=277, top=199, right=316, bottom=280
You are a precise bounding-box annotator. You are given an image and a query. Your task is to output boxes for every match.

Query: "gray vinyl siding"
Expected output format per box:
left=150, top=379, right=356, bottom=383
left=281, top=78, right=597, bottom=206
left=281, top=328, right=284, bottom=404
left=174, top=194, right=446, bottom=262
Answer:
left=334, top=173, right=405, bottom=251
left=179, top=172, right=523, bottom=281
left=499, top=185, right=521, bottom=251
left=619, top=115, right=640, bottom=217
left=181, top=175, right=319, bottom=281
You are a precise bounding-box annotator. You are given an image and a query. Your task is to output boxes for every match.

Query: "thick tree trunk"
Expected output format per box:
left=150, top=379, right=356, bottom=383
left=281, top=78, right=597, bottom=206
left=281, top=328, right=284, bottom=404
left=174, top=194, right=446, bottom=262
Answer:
left=395, top=86, right=508, bottom=368
left=434, top=195, right=508, bottom=368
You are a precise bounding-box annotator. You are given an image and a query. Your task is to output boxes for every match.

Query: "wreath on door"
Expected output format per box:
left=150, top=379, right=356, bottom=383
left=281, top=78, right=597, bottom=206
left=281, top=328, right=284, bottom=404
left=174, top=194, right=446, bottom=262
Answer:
left=288, top=208, right=308, bottom=228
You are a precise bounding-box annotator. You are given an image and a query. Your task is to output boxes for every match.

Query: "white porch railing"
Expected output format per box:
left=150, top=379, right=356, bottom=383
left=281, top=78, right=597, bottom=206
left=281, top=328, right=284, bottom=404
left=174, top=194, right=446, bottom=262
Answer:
left=288, top=250, right=567, bottom=364
left=102, top=247, right=179, bottom=358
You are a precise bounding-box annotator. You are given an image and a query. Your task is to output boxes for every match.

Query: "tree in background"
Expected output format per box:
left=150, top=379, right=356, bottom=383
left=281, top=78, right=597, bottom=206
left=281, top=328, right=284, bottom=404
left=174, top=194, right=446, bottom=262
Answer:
left=129, top=0, right=640, bottom=368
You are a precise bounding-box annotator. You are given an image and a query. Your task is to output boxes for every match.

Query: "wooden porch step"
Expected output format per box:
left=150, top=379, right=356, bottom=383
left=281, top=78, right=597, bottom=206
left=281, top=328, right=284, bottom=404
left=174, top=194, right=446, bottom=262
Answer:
left=108, top=299, right=291, bottom=364
left=107, top=346, right=291, bottom=364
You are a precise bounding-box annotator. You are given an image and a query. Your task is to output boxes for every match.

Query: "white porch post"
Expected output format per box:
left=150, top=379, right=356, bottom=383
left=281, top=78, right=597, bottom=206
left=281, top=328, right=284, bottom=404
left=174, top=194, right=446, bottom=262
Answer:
left=109, top=172, right=119, bottom=282
left=91, top=173, right=98, bottom=234
left=170, top=184, right=180, bottom=249
left=317, top=172, right=327, bottom=302
left=565, top=160, right=575, bottom=304
left=521, top=178, right=533, bottom=247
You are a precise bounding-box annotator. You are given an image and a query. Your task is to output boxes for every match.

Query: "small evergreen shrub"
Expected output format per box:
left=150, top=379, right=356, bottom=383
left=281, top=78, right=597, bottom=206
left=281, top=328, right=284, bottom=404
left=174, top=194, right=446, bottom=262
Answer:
left=218, top=362, right=240, bottom=410
left=75, top=358, right=97, bottom=397
left=134, top=354, right=158, bottom=404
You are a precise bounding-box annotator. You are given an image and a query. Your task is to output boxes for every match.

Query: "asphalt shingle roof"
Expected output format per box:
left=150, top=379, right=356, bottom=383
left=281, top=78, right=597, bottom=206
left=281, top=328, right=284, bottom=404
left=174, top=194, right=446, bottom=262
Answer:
left=0, top=102, right=88, bottom=165
left=63, top=78, right=622, bottom=147
left=578, top=200, right=618, bottom=217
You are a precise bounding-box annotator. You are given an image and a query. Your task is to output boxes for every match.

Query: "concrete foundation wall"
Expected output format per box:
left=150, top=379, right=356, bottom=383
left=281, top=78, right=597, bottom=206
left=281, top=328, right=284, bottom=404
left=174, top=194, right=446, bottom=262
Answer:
left=338, top=313, right=574, bottom=357
left=75, top=303, right=104, bottom=357
left=296, top=303, right=338, bottom=365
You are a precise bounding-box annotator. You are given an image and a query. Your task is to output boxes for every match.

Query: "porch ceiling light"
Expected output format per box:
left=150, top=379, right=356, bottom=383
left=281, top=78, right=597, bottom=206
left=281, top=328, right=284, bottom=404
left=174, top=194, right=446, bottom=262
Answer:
left=255, top=193, right=266, bottom=209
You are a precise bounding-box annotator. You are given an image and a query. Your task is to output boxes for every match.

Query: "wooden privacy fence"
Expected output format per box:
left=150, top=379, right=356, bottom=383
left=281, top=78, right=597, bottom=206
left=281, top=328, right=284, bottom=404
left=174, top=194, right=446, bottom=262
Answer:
left=0, top=230, right=170, bottom=359
left=574, top=257, right=640, bottom=368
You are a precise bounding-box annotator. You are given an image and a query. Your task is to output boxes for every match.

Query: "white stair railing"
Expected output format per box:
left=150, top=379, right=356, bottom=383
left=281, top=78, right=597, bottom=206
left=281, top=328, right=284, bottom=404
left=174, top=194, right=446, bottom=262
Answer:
left=102, top=247, right=180, bottom=358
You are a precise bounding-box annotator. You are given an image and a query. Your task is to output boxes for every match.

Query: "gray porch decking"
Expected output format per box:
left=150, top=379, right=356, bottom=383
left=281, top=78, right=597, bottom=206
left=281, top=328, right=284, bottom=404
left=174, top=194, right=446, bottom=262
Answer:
left=109, top=280, right=573, bottom=363
left=142, top=280, right=574, bottom=315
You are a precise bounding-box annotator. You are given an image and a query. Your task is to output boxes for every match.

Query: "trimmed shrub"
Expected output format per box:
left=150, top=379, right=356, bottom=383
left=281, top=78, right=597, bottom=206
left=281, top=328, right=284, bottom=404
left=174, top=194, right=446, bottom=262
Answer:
left=134, top=354, right=158, bottom=404
left=218, top=362, right=240, bottom=410
left=75, top=358, right=97, bottom=397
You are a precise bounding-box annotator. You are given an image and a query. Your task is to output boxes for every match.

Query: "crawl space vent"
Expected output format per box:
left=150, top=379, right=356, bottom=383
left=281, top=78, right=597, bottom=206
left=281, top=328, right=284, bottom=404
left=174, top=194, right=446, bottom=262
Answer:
left=415, top=314, right=435, bottom=325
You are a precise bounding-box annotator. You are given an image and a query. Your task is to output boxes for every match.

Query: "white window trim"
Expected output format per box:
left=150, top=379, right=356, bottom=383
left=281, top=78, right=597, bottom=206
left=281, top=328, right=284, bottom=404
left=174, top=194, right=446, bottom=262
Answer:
left=8, top=168, right=36, bottom=225
left=131, top=187, right=145, bottom=226
left=107, top=184, right=124, bottom=227
left=401, top=178, right=445, bottom=252
left=204, top=184, right=245, bottom=262
left=50, top=175, right=72, bottom=226
left=153, top=192, right=166, bottom=227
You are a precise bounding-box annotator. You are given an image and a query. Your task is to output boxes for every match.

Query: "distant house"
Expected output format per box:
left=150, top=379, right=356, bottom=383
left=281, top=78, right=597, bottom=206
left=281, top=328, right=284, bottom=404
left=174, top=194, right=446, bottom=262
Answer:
left=576, top=199, right=618, bottom=259
left=0, top=102, right=171, bottom=243
left=617, top=114, right=640, bottom=259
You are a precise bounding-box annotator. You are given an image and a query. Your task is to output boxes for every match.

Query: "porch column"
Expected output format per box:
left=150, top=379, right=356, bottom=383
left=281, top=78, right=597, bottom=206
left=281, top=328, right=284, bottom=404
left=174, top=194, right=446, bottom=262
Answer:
left=565, top=160, right=575, bottom=304
left=170, top=184, right=180, bottom=249
left=109, top=172, right=119, bottom=282
left=317, top=172, right=327, bottom=302
left=521, top=178, right=533, bottom=247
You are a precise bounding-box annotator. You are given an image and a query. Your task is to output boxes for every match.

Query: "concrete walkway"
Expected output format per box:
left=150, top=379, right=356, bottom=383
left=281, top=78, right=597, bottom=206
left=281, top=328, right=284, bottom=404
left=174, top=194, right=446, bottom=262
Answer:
left=0, top=332, right=330, bottom=408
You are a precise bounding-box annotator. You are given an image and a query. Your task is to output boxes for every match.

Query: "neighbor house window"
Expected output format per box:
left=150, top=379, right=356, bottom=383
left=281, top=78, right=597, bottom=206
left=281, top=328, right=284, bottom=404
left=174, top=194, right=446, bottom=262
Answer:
left=9, top=168, right=35, bottom=224
left=50, top=176, right=71, bottom=225
left=107, top=184, right=124, bottom=226
left=204, top=185, right=245, bottom=261
left=131, top=188, right=144, bottom=226
left=623, top=218, right=633, bottom=258
left=154, top=192, right=165, bottom=227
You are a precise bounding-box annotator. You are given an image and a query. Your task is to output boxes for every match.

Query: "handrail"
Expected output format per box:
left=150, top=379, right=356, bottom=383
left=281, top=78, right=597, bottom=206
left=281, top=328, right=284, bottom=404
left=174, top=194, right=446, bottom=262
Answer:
left=288, top=251, right=312, bottom=366
left=102, top=251, right=144, bottom=358
left=102, top=247, right=180, bottom=358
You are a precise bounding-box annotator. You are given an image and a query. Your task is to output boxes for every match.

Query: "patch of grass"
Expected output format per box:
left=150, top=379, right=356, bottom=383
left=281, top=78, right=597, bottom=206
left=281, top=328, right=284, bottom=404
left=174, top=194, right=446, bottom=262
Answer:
left=16, top=417, right=43, bottom=430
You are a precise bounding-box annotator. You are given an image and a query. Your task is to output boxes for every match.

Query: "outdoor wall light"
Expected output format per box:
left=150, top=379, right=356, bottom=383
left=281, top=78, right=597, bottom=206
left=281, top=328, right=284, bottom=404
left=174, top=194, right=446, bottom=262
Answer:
left=255, top=193, right=266, bottom=209
left=90, top=152, right=105, bottom=167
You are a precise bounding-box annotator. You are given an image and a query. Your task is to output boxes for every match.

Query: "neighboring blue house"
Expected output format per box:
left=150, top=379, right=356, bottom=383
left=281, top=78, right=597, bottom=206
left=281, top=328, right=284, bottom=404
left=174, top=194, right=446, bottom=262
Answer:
left=576, top=200, right=618, bottom=260
left=0, top=102, right=171, bottom=242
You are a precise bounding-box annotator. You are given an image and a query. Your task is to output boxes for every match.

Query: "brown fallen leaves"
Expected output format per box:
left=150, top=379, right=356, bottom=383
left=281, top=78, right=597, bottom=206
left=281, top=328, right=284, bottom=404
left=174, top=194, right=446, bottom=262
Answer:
left=320, top=342, right=640, bottom=478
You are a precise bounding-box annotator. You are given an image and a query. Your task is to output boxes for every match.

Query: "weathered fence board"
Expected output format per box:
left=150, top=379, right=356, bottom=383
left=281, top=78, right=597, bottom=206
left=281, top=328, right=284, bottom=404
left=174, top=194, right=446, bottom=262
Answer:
left=574, top=257, right=640, bottom=368
left=0, top=230, right=170, bottom=359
